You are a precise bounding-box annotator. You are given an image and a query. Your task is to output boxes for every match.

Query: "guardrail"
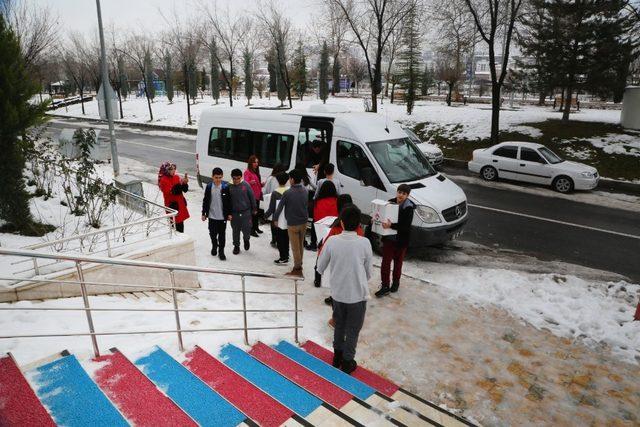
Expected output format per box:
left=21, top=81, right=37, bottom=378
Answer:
left=0, top=248, right=301, bottom=357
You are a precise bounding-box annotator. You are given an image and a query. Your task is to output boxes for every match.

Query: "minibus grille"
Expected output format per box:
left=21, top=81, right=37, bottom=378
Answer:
left=442, top=201, right=467, bottom=222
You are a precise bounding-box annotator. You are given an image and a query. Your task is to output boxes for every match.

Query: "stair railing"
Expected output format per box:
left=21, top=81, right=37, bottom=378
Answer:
left=0, top=248, right=302, bottom=357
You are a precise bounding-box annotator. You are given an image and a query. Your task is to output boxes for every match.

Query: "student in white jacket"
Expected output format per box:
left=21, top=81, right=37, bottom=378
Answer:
left=316, top=204, right=372, bottom=374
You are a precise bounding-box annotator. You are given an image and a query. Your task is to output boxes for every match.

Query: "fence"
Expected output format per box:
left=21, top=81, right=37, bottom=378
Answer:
left=0, top=248, right=302, bottom=357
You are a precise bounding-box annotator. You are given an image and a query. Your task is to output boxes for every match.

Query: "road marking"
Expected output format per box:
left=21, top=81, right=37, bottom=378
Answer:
left=115, top=138, right=194, bottom=155
left=468, top=203, right=640, bottom=240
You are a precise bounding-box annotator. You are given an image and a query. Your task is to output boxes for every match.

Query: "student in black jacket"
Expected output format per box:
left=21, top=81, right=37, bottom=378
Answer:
left=201, top=168, right=233, bottom=260
left=375, top=184, right=415, bottom=297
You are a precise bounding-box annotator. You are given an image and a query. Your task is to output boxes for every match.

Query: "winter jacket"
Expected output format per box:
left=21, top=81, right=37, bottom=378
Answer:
left=274, top=183, right=309, bottom=226
left=229, top=181, right=256, bottom=213
left=243, top=169, right=262, bottom=201
left=313, top=197, right=338, bottom=222
left=264, top=187, right=287, bottom=219
left=382, top=197, right=415, bottom=248
left=201, top=181, right=232, bottom=220
left=159, top=174, right=190, bottom=223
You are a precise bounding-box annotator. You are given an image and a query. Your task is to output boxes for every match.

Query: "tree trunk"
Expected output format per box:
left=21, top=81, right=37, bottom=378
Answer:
left=390, top=83, right=396, bottom=103
left=447, top=83, right=453, bottom=106
left=185, top=65, right=192, bottom=125
left=490, top=83, right=501, bottom=144
left=562, top=84, right=573, bottom=121
left=116, top=86, right=124, bottom=119
left=538, top=91, right=545, bottom=106
left=80, top=88, right=85, bottom=115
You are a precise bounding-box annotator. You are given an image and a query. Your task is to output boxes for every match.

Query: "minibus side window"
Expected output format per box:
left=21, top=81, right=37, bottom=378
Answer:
left=208, top=127, right=292, bottom=168
left=253, top=132, right=293, bottom=168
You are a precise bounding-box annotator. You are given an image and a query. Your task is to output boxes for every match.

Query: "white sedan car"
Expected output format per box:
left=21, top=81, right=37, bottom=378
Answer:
left=403, top=128, right=444, bottom=167
left=468, top=141, right=599, bottom=193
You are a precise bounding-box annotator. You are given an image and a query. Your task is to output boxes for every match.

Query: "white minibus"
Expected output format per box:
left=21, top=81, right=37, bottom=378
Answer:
left=195, top=106, right=468, bottom=247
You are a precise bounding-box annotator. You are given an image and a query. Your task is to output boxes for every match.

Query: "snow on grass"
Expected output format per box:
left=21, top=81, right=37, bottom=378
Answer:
left=582, top=133, right=640, bottom=157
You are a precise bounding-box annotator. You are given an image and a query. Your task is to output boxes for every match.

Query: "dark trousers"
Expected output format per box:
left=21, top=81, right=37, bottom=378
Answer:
left=274, top=227, right=289, bottom=260
left=208, top=219, right=227, bottom=252
left=381, top=240, right=408, bottom=286
left=270, top=222, right=277, bottom=244
left=309, top=220, right=317, bottom=246
left=251, top=200, right=261, bottom=232
left=175, top=222, right=184, bottom=233
left=231, top=210, right=252, bottom=246
left=332, top=300, right=367, bottom=361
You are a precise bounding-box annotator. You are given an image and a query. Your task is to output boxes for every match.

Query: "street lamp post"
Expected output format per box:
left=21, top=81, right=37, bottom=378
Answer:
left=95, top=0, right=119, bottom=176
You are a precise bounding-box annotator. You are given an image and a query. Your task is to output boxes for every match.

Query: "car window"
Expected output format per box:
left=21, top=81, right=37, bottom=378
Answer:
left=337, top=140, right=384, bottom=190
left=207, top=127, right=293, bottom=168
left=520, top=148, right=546, bottom=163
left=539, top=147, right=564, bottom=164
left=493, top=146, right=518, bottom=159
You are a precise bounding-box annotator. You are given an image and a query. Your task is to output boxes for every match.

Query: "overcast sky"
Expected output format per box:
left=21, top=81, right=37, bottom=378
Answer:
left=30, top=0, right=318, bottom=36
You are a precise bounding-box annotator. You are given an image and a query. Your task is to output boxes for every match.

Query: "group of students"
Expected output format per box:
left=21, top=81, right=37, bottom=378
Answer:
left=158, top=158, right=416, bottom=375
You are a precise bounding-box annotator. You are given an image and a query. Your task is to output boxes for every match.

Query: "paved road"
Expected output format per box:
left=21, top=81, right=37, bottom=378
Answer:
left=44, top=117, right=640, bottom=282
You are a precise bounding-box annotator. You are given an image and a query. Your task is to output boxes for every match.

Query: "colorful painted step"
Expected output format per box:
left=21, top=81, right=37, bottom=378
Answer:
left=219, top=344, right=322, bottom=418
left=0, top=354, right=55, bottom=427
left=301, top=341, right=477, bottom=427
left=134, top=346, right=247, bottom=427
left=28, top=354, right=128, bottom=427
left=184, top=345, right=293, bottom=427
left=93, top=350, right=196, bottom=426
left=301, top=340, right=399, bottom=397
left=273, top=341, right=375, bottom=401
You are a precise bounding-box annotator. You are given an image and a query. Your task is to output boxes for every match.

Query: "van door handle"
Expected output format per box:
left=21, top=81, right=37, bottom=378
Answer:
left=520, top=164, right=525, bottom=167
left=492, top=160, right=498, bottom=163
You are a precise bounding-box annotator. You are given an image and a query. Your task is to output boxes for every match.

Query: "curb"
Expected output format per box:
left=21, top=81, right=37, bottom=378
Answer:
left=443, top=158, right=640, bottom=196
left=47, top=113, right=198, bottom=135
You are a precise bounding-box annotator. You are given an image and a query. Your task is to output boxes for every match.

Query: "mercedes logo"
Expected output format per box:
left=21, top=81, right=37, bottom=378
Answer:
left=455, top=205, right=462, bottom=217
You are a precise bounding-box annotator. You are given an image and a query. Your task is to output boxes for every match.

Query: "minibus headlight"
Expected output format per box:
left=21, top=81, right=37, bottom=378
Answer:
left=415, top=205, right=441, bottom=224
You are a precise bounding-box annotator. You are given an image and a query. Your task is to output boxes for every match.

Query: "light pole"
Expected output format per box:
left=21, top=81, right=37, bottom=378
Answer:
left=95, top=0, right=119, bottom=176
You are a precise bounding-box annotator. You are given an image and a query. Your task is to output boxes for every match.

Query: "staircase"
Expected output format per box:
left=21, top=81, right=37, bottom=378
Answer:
left=1, top=340, right=476, bottom=427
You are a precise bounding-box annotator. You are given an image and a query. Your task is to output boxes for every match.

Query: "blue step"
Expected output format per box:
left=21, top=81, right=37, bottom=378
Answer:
left=29, top=355, right=128, bottom=427
left=219, top=344, right=322, bottom=417
left=273, top=341, right=375, bottom=400
left=134, top=346, right=246, bottom=427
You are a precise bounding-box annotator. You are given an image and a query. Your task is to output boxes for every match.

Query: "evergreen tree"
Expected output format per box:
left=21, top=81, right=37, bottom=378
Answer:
left=144, top=50, right=155, bottom=101
left=399, top=7, right=421, bottom=114
left=118, top=58, right=129, bottom=99
left=210, top=40, right=220, bottom=104
left=244, top=49, right=253, bottom=105
left=188, top=62, right=197, bottom=102
left=319, top=41, right=330, bottom=104
left=276, top=57, right=287, bottom=106
left=164, top=52, right=174, bottom=103
left=267, top=46, right=278, bottom=93
left=420, top=66, right=434, bottom=96
left=201, top=67, right=207, bottom=93
left=332, top=55, right=341, bottom=95
left=0, top=16, right=50, bottom=235
left=291, top=41, right=307, bottom=101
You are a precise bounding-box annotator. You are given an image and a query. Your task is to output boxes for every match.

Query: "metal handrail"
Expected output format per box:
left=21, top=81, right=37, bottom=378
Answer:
left=0, top=248, right=301, bottom=357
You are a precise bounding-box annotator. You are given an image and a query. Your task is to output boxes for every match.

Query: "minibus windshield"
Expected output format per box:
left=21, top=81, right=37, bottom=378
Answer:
left=367, top=137, right=436, bottom=183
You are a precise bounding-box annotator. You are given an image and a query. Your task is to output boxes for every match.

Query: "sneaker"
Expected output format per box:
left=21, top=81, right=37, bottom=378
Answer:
left=250, top=231, right=259, bottom=238
left=375, top=285, right=390, bottom=298
left=233, top=245, right=240, bottom=255
left=211, top=247, right=217, bottom=256
left=332, top=349, right=343, bottom=368
left=274, top=258, right=289, bottom=265
left=244, top=240, right=250, bottom=251
left=219, top=252, right=226, bottom=261
left=285, top=268, right=303, bottom=278
left=324, top=296, right=333, bottom=306
left=341, top=359, right=357, bottom=374
left=390, top=281, right=400, bottom=293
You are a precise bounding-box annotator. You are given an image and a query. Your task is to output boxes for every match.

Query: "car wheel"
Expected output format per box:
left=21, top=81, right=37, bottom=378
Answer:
left=480, top=166, right=498, bottom=181
left=552, top=176, right=574, bottom=193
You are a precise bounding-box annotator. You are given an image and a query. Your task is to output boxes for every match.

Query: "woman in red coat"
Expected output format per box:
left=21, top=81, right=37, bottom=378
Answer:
left=158, top=161, right=190, bottom=233
left=244, top=155, right=263, bottom=236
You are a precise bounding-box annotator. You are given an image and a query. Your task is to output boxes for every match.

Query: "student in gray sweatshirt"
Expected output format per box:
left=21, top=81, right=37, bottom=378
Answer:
left=274, top=169, right=308, bottom=277
left=316, top=204, right=372, bottom=374
left=229, top=168, right=256, bottom=254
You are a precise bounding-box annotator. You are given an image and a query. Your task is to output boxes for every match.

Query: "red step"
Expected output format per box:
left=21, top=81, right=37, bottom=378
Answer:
left=301, top=340, right=400, bottom=398
left=250, top=342, right=353, bottom=409
left=183, top=346, right=293, bottom=427
left=0, top=354, right=56, bottom=426
left=93, top=350, right=196, bottom=426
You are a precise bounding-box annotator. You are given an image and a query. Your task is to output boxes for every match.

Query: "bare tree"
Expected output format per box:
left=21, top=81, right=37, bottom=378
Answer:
left=201, top=3, right=252, bottom=107
left=382, top=27, right=404, bottom=100
left=60, top=33, right=92, bottom=115
left=256, top=2, right=294, bottom=108
left=346, top=53, right=368, bottom=94
left=431, top=0, right=475, bottom=106
left=119, top=34, right=156, bottom=121
left=464, top=0, right=524, bottom=144
left=327, top=0, right=415, bottom=112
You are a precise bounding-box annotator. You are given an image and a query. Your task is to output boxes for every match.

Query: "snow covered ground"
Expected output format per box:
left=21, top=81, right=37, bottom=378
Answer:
left=51, top=94, right=624, bottom=142
left=1, top=156, right=637, bottom=368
